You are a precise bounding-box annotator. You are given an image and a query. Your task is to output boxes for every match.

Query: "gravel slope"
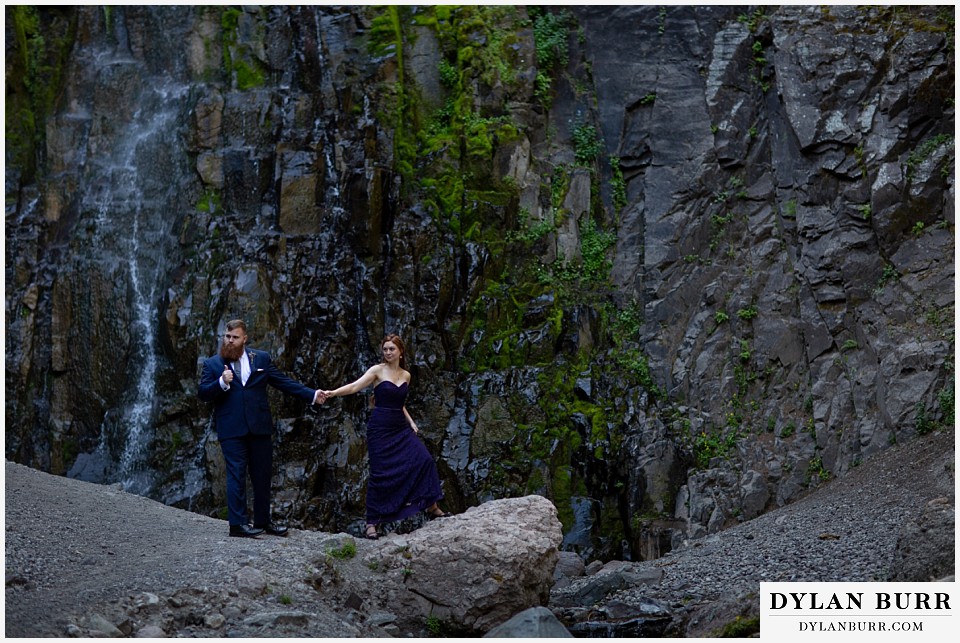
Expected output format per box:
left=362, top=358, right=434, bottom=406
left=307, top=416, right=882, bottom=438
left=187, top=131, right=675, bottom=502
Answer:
left=4, top=463, right=386, bottom=637
left=552, top=425, right=956, bottom=636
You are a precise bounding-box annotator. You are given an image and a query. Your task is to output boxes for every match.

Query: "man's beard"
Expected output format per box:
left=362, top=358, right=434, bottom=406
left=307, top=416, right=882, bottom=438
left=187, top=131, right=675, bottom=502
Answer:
left=220, top=342, right=245, bottom=362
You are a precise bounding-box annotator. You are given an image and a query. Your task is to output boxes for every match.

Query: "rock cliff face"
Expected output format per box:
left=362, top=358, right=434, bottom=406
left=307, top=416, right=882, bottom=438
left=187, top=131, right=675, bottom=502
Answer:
left=5, top=6, right=954, bottom=560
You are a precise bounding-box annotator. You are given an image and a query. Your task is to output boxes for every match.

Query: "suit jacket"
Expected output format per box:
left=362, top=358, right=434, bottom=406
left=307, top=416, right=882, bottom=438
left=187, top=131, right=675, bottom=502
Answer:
left=198, top=348, right=315, bottom=440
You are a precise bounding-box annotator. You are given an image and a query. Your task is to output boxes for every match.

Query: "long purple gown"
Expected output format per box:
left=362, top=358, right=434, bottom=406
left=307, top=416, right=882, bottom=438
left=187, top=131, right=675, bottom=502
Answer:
left=365, top=381, right=443, bottom=524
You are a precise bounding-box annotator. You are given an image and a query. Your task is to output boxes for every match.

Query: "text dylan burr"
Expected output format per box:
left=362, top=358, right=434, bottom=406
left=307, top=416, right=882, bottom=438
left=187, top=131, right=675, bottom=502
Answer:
left=770, top=592, right=951, bottom=611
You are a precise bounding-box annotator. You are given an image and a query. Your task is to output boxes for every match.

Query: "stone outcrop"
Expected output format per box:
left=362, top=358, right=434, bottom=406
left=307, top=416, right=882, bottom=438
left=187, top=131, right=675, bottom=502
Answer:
left=483, top=606, right=573, bottom=638
left=6, top=460, right=563, bottom=638
left=363, top=495, right=563, bottom=633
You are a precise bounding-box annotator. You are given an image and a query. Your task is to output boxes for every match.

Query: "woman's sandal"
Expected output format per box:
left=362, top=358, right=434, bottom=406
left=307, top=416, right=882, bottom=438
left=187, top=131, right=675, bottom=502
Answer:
left=365, top=524, right=379, bottom=540
left=427, top=507, right=450, bottom=520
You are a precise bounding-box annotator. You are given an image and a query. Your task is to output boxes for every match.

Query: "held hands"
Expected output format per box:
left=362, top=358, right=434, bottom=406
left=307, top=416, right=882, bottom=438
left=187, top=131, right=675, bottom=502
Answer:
left=313, top=384, right=418, bottom=431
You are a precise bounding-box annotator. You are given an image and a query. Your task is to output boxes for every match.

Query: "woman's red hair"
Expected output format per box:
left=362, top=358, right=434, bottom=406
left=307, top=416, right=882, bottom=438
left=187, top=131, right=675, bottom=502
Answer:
left=382, top=334, right=407, bottom=370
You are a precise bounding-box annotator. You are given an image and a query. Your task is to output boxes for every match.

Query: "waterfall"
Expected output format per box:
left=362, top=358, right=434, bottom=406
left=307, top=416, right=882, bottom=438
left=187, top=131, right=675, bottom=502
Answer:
left=65, top=34, right=191, bottom=493
left=116, top=209, right=161, bottom=494
left=115, top=84, right=190, bottom=494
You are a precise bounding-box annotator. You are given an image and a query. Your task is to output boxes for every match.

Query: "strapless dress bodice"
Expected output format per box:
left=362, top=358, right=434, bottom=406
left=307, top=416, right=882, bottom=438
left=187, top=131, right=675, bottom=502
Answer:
left=373, top=380, right=408, bottom=409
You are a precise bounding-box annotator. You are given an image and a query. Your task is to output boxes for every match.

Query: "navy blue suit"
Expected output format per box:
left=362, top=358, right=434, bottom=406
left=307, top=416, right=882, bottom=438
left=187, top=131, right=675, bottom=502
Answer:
left=198, top=348, right=315, bottom=527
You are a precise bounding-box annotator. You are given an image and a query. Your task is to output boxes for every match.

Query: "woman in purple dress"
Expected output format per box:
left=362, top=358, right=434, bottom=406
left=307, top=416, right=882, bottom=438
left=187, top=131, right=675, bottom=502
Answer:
left=322, top=334, right=447, bottom=539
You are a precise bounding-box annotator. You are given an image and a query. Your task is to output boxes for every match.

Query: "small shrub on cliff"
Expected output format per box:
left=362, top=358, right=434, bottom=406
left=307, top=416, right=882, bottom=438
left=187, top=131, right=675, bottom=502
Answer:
left=507, top=207, right=555, bottom=245
left=874, top=264, right=899, bottom=294
left=782, top=199, right=798, bottom=218
left=532, top=8, right=572, bottom=71
left=780, top=422, right=796, bottom=438
left=438, top=58, right=458, bottom=88
left=531, top=9, right=573, bottom=106
left=426, top=615, right=442, bottom=636
left=609, top=156, right=628, bottom=212
left=610, top=299, right=643, bottom=342
left=691, top=429, right=739, bottom=469
left=736, top=305, right=759, bottom=321
left=938, top=376, right=955, bottom=425
left=905, top=133, right=954, bottom=178
left=841, top=339, right=859, bottom=352
left=737, top=9, right=767, bottom=32
left=806, top=455, right=830, bottom=483
left=534, top=71, right=552, bottom=105
left=572, top=122, right=603, bottom=166
left=579, top=216, right=616, bottom=282
left=915, top=402, right=936, bottom=435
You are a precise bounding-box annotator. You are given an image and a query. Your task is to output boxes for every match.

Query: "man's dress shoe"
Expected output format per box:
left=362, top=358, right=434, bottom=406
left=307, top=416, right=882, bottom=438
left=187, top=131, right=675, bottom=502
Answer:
left=229, top=524, right=264, bottom=538
left=255, top=522, right=288, bottom=537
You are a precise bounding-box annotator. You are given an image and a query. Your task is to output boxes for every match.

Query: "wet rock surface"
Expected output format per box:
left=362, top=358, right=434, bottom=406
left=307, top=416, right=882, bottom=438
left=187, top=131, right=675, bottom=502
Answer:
left=6, top=2, right=955, bottom=573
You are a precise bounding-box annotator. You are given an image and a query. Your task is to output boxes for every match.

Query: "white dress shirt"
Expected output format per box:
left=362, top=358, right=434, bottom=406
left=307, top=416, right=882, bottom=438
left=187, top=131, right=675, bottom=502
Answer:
left=220, top=351, right=250, bottom=389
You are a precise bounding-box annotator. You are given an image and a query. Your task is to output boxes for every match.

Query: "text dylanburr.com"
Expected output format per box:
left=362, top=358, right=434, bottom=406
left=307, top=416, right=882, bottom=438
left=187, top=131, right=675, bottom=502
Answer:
left=761, top=582, right=955, bottom=639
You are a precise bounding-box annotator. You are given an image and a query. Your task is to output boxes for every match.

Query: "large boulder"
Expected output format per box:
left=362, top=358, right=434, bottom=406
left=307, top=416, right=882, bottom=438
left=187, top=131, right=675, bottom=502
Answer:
left=363, top=495, right=563, bottom=633
left=483, top=606, right=573, bottom=638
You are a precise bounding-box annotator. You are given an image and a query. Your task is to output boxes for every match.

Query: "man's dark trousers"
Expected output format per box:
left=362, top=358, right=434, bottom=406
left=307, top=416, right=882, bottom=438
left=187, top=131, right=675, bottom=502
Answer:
left=220, top=432, right=273, bottom=527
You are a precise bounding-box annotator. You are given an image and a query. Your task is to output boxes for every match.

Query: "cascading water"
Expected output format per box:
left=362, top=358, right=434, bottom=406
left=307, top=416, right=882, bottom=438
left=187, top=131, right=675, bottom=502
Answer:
left=113, top=84, right=191, bottom=494
left=66, top=12, right=191, bottom=495
left=116, top=208, right=161, bottom=493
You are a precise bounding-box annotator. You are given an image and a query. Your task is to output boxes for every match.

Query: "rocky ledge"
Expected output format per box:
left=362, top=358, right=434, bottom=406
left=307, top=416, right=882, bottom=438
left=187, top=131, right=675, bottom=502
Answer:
left=4, top=425, right=954, bottom=638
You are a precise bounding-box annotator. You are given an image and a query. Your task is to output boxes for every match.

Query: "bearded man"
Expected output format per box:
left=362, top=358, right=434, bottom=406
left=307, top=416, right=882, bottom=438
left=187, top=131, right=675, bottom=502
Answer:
left=198, top=319, right=325, bottom=537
